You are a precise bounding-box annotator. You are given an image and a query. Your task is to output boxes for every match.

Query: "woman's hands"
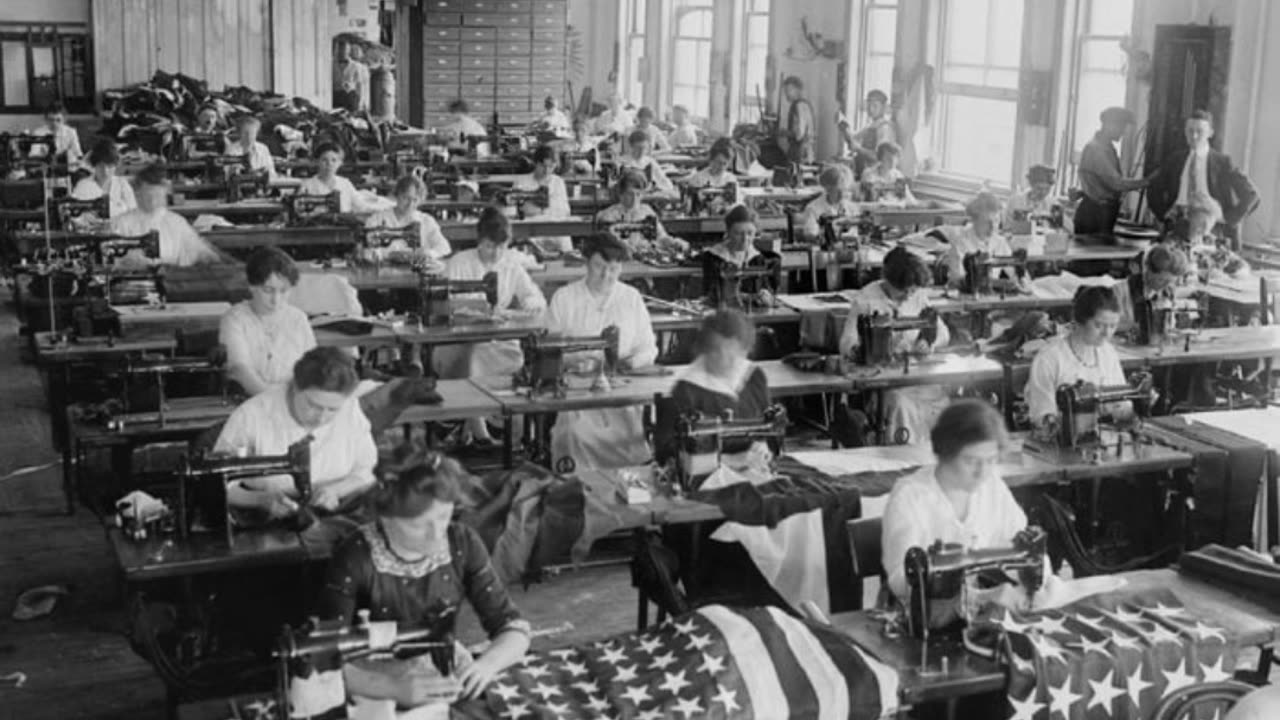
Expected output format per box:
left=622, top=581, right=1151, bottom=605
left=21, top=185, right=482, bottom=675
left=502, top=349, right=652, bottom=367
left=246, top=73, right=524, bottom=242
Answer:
left=310, top=484, right=343, bottom=512
left=456, top=655, right=503, bottom=699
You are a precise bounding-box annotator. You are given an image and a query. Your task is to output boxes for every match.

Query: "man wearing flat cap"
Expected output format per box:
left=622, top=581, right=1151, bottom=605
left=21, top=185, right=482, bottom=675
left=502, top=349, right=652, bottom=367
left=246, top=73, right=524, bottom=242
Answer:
left=1075, top=106, right=1151, bottom=237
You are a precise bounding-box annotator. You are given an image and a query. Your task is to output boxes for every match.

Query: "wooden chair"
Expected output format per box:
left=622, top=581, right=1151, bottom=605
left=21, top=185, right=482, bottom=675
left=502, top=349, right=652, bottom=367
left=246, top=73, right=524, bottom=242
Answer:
left=846, top=516, right=885, bottom=611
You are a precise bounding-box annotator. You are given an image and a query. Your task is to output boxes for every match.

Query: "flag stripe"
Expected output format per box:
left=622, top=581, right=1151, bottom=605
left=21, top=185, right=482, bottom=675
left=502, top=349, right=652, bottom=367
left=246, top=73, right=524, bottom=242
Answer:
left=765, top=607, right=850, bottom=720
left=805, top=620, right=900, bottom=720
left=697, top=605, right=790, bottom=719
left=741, top=607, right=822, bottom=716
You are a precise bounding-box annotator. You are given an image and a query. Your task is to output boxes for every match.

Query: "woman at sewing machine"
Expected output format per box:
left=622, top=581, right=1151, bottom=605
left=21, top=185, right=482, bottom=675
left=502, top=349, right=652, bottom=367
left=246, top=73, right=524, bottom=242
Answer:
left=220, top=247, right=317, bottom=396
left=536, top=95, right=572, bottom=137
left=297, top=143, right=364, bottom=214
left=547, top=233, right=659, bottom=470
left=363, top=174, right=451, bottom=261
left=683, top=139, right=737, bottom=189
left=596, top=170, right=689, bottom=255
left=439, top=99, right=489, bottom=142
left=615, top=130, right=677, bottom=197
left=1003, top=164, right=1058, bottom=232
left=182, top=103, right=225, bottom=159
left=110, top=163, right=223, bottom=266
left=69, top=139, right=137, bottom=219
left=224, top=114, right=277, bottom=180
left=839, top=246, right=951, bottom=444
left=801, top=164, right=861, bottom=241
left=1168, top=198, right=1251, bottom=282
left=317, top=447, right=530, bottom=703
left=214, top=347, right=376, bottom=546
left=32, top=102, right=83, bottom=165
left=630, top=106, right=671, bottom=153
left=702, top=205, right=777, bottom=309
left=1025, top=285, right=1133, bottom=429
left=667, top=104, right=700, bottom=148
left=438, top=207, right=546, bottom=446
left=942, top=191, right=1019, bottom=289
left=510, top=144, right=572, bottom=254
left=881, top=399, right=1035, bottom=623
left=859, top=142, right=917, bottom=205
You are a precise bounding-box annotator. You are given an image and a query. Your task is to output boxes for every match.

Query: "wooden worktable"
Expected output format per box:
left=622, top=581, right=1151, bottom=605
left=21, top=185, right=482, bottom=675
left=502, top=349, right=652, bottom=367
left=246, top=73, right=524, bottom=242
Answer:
left=1117, top=325, right=1280, bottom=367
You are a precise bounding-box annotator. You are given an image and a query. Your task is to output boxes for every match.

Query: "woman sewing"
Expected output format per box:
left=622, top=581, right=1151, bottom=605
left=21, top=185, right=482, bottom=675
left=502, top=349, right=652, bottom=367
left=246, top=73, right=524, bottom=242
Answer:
left=595, top=170, right=688, bottom=255
left=1024, top=285, right=1132, bottom=429
left=547, top=233, right=659, bottom=470
left=614, top=129, right=677, bottom=197
left=317, top=448, right=530, bottom=703
left=881, top=399, right=1032, bottom=621
left=297, top=143, right=364, bottom=214
left=860, top=142, right=917, bottom=204
left=110, top=163, right=224, bottom=266
left=511, top=144, right=572, bottom=254
left=1003, top=165, right=1058, bottom=231
left=839, top=246, right=951, bottom=444
left=214, top=346, right=377, bottom=549
left=70, top=139, right=137, bottom=219
left=942, top=191, right=1018, bottom=289
left=437, top=208, right=547, bottom=446
left=363, top=174, right=451, bottom=261
left=701, top=205, right=776, bottom=309
left=801, top=164, right=861, bottom=241
left=219, top=247, right=317, bottom=396
left=683, top=139, right=737, bottom=189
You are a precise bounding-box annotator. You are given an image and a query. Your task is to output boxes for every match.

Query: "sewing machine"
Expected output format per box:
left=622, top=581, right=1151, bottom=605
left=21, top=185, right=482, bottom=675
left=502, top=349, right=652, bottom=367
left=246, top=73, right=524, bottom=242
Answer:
left=1035, top=372, right=1159, bottom=451
left=175, top=437, right=312, bottom=543
left=960, top=250, right=1028, bottom=296
left=560, top=148, right=598, bottom=175
left=513, top=326, right=620, bottom=398
left=1130, top=278, right=1204, bottom=347
left=184, top=132, right=225, bottom=158
left=98, top=232, right=164, bottom=305
left=105, top=354, right=228, bottom=431
left=390, top=148, right=424, bottom=178
left=684, top=183, right=739, bottom=216
left=417, top=271, right=499, bottom=326
left=360, top=224, right=420, bottom=253
left=2, top=133, right=57, bottom=172
left=54, top=197, right=109, bottom=230
left=501, top=186, right=550, bottom=220
left=203, top=154, right=250, bottom=183
left=275, top=616, right=455, bottom=719
left=604, top=215, right=659, bottom=242
left=705, top=256, right=781, bottom=311
left=861, top=178, right=911, bottom=203
left=854, top=309, right=939, bottom=366
left=287, top=191, right=342, bottom=223
left=903, top=526, right=1047, bottom=639
left=673, top=405, right=788, bottom=491
left=225, top=169, right=271, bottom=202
left=817, top=213, right=862, bottom=251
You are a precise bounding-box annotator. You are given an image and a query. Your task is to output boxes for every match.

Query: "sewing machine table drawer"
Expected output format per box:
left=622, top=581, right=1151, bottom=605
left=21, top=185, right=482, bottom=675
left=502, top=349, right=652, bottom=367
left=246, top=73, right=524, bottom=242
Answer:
left=425, top=12, right=463, bottom=26
left=423, top=26, right=462, bottom=41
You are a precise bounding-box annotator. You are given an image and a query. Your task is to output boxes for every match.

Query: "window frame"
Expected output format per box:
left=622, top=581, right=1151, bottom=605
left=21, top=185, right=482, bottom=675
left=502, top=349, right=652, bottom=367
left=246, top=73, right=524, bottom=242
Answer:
left=737, top=0, right=772, bottom=124
left=0, top=23, right=94, bottom=115
left=618, top=0, right=649, bottom=107
left=667, top=1, right=715, bottom=121
left=855, top=0, right=899, bottom=110
left=1062, top=0, right=1133, bottom=174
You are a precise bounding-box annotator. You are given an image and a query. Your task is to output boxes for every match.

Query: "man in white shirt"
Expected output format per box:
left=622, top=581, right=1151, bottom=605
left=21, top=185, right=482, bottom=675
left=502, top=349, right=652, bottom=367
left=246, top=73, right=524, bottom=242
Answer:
left=1148, top=109, right=1258, bottom=245
left=110, top=164, right=222, bottom=266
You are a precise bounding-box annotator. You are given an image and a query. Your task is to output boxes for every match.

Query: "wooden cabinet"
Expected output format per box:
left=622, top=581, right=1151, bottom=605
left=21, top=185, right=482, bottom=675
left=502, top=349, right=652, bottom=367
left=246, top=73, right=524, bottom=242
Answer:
left=409, top=0, right=568, bottom=128
left=1143, top=25, right=1232, bottom=175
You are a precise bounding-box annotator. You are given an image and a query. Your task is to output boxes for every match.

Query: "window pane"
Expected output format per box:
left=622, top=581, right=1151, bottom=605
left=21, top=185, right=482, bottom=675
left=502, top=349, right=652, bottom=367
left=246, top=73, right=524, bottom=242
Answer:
left=864, top=56, right=894, bottom=98
left=985, top=68, right=1019, bottom=89
left=868, top=9, right=897, bottom=53
left=632, top=0, right=647, bottom=34
left=939, top=94, right=1018, bottom=182
left=2, top=41, right=30, bottom=105
left=1081, top=41, right=1125, bottom=73
left=944, top=0, right=990, bottom=66
left=987, top=0, right=1025, bottom=69
left=1088, top=0, right=1133, bottom=35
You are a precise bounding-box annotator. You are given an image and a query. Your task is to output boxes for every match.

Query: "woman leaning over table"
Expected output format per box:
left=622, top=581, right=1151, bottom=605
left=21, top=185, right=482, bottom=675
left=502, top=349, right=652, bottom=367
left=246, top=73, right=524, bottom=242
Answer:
left=219, top=246, right=317, bottom=396
left=547, top=232, right=658, bottom=470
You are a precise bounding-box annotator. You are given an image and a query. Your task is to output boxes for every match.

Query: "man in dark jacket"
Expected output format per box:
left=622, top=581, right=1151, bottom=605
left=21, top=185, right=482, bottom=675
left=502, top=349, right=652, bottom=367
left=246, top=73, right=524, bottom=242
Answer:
left=1148, top=109, right=1259, bottom=246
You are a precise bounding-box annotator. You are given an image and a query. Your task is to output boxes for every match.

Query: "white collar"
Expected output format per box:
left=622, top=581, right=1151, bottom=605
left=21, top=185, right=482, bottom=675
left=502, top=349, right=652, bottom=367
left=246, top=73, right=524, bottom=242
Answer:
left=1190, top=144, right=1210, bottom=158
left=708, top=241, right=760, bottom=265
left=677, top=357, right=755, bottom=399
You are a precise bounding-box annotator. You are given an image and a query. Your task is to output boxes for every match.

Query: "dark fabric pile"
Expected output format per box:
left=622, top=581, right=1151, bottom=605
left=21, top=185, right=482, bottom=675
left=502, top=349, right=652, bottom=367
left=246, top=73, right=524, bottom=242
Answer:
left=99, top=70, right=411, bottom=161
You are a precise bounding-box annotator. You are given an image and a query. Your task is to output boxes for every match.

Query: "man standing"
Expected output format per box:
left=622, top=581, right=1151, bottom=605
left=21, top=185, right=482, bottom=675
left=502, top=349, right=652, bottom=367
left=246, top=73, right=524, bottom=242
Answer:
left=776, top=76, right=815, bottom=164
left=1148, top=109, right=1258, bottom=245
left=1075, top=107, right=1150, bottom=237
left=840, top=89, right=896, bottom=174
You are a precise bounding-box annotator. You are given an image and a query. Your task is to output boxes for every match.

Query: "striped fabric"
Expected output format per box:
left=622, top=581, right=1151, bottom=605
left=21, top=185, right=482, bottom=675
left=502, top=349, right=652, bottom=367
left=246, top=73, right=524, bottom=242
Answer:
left=483, top=604, right=899, bottom=719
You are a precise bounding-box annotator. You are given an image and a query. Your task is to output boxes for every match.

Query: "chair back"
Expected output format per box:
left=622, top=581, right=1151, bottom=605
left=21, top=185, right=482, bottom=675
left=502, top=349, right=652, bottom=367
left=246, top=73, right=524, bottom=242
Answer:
left=845, top=516, right=884, bottom=580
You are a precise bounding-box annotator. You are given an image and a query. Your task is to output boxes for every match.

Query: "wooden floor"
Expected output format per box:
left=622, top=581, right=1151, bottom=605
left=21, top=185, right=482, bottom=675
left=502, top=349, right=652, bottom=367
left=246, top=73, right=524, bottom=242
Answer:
left=0, top=293, right=636, bottom=719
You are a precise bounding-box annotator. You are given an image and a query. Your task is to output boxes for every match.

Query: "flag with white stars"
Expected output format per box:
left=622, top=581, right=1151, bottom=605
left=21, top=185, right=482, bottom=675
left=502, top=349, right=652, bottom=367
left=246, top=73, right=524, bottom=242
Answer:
left=974, top=588, right=1236, bottom=719
left=483, top=604, right=900, bottom=719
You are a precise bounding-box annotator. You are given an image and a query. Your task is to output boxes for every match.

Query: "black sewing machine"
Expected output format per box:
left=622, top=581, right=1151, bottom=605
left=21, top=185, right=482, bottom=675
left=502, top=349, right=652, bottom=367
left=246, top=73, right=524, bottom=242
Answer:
left=604, top=215, right=659, bottom=242
left=184, top=132, right=226, bottom=158
left=861, top=178, right=911, bottom=203
left=175, top=437, right=312, bottom=544
left=1035, top=372, right=1158, bottom=451
left=204, top=154, right=250, bottom=183
left=960, top=250, right=1028, bottom=296
left=704, top=256, right=781, bottom=311
left=225, top=169, right=271, bottom=203
left=904, top=526, right=1047, bottom=639
left=501, top=186, right=550, bottom=220
left=54, top=196, right=109, bottom=230
left=684, top=183, right=738, bottom=216
left=287, top=191, right=342, bottom=223
left=513, top=326, right=620, bottom=398
left=417, top=271, right=499, bottom=326
left=359, top=224, right=420, bottom=257
left=817, top=213, right=862, bottom=251
left=854, top=309, right=939, bottom=366
left=275, top=615, right=455, bottom=718
left=673, top=405, right=788, bottom=491
left=2, top=133, right=57, bottom=173
left=1129, top=276, right=1204, bottom=347
left=105, top=354, right=228, bottom=431
left=390, top=148, right=424, bottom=178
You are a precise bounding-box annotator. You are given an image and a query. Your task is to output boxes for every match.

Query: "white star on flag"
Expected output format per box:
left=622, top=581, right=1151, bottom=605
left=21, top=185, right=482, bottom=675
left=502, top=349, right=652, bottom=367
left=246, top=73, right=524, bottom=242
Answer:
left=712, top=684, right=741, bottom=712
left=636, top=710, right=665, bottom=720
left=685, top=633, right=713, bottom=651
left=1032, top=615, right=1069, bottom=636
left=600, top=645, right=628, bottom=664
left=562, top=660, right=588, bottom=677
left=572, top=679, right=601, bottom=695
left=583, top=695, right=610, bottom=712
left=523, top=664, right=550, bottom=680
left=1109, top=630, right=1143, bottom=651
left=1114, top=606, right=1146, bottom=624
left=1190, top=621, right=1227, bottom=643
left=673, top=696, right=704, bottom=718
left=491, top=683, right=521, bottom=702
left=1148, top=623, right=1183, bottom=646
left=1161, top=658, right=1198, bottom=699
left=659, top=669, right=692, bottom=695
left=1087, top=669, right=1126, bottom=713
left=620, top=684, right=652, bottom=705
left=698, top=652, right=727, bottom=676
left=543, top=700, right=571, bottom=718
left=649, top=652, right=677, bottom=671
left=548, top=649, right=575, bottom=660
left=530, top=681, right=561, bottom=701
left=636, top=636, right=662, bottom=655
left=1029, top=633, right=1068, bottom=665
left=993, top=610, right=1035, bottom=634
left=1201, top=655, right=1232, bottom=683
left=500, top=702, right=530, bottom=719
left=672, top=619, right=697, bottom=635
left=1125, top=664, right=1153, bottom=709
left=614, top=664, right=639, bottom=683
left=1007, top=689, right=1044, bottom=720
left=1149, top=602, right=1188, bottom=619
left=1047, top=677, right=1083, bottom=718
left=1068, top=634, right=1111, bottom=657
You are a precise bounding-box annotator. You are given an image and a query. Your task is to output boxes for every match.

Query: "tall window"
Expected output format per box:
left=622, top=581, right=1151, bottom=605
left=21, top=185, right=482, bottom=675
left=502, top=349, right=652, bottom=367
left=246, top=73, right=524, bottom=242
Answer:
left=670, top=0, right=714, bottom=119
left=932, top=0, right=1025, bottom=184
left=0, top=23, right=93, bottom=113
left=619, top=0, right=648, bottom=107
left=1068, top=0, right=1134, bottom=160
left=738, top=0, right=771, bottom=123
left=858, top=0, right=898, bottom=105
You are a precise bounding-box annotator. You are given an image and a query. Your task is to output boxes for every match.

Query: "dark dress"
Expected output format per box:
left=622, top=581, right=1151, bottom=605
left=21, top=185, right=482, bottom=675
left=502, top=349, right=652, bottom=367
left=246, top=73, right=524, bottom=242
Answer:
left=700, top=246, right=781, bottom=310
left=317, top=521, right=529, bottom=640
left=655, top=364, right=772, bottom=464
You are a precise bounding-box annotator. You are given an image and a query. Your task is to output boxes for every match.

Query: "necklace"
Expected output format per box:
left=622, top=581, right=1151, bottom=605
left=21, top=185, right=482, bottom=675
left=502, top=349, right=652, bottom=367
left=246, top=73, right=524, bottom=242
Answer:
left=1067, top=336, right=1098, bottom=368
left=377, top=521, right=446, bottom=565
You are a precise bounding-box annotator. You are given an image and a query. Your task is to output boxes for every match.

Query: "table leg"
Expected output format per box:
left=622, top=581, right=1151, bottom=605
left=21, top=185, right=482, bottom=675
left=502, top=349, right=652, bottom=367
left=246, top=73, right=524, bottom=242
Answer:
left=502, top=413, right=514, bottom=469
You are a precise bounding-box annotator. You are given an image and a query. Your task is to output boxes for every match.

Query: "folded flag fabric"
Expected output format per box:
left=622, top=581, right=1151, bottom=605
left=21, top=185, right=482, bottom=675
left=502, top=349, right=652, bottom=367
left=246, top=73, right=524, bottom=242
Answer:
left=483, top=604, right=900, bottom=720
left=972, top=588, right=1235, bottom=720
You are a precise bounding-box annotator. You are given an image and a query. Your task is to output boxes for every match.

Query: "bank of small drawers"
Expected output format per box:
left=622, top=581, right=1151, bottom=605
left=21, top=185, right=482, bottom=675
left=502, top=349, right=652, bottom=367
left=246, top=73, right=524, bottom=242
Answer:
left=421, top=0, right=567, bottom=121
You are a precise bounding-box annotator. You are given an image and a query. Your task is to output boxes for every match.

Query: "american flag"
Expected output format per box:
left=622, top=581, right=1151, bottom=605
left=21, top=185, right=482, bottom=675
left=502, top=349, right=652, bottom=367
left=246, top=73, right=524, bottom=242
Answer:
left=973, top=589, right=1236, bottom=720
left=483, top=604, right=900, bottom=719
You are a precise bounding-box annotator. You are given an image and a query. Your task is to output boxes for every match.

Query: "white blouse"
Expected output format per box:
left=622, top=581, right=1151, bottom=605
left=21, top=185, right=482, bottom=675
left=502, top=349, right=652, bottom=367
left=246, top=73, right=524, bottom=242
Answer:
left=942, top=225, right=1015, bottom=285
left=225, top=141, right=277, bottom=179
left=444, top=248, right=546, bottom=313
left=297, top=175, right=361, bottom=214
left=109, top=209, right=221, bottom=266
left=1024, top=334, right=1128, bottom=424
left=802, top=195, right=862, bottom=239
left=838, top=280, right=950, bottom=358
left=70, top=175, right=137, bottom=217
left=616, top=155, right=675, bottom=194
left=363, top=208, right=451, bottom=259
left=546, top=279, right=657, bottom=367
left=219, top=301, right=318, bottom=393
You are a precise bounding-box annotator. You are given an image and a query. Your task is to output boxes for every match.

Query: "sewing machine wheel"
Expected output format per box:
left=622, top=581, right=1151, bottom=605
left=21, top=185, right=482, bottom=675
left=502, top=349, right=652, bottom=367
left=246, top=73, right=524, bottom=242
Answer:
left=554, top=457, right=576, bottom=475
left=893, top=427, right=911, bottom=445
